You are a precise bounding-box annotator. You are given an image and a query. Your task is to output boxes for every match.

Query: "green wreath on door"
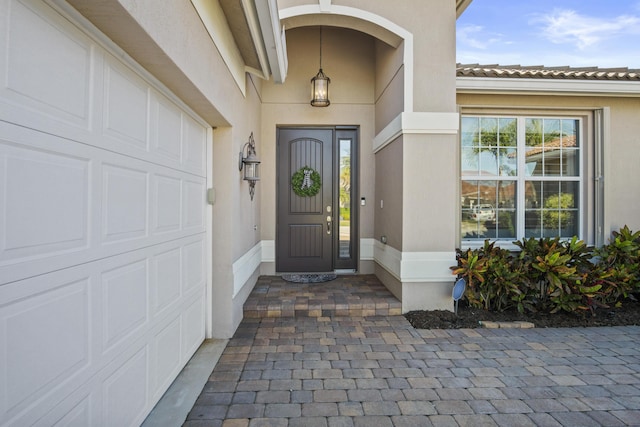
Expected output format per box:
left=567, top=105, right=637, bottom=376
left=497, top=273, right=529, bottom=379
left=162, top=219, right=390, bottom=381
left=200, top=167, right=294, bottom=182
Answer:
left=291, top=166, right=321, bottom=197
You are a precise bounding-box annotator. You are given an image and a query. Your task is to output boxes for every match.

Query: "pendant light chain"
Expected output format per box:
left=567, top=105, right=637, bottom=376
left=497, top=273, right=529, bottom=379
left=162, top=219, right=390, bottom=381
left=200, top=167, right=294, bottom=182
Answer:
left=319, top=26, right=323, bottom=69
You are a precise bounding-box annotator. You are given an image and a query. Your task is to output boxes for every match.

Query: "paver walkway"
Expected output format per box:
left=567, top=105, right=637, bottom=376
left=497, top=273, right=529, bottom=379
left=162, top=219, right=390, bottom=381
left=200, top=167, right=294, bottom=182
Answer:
left=243, top=275, right=402, bottom=318
left=184, top=315, right=640, bottom=426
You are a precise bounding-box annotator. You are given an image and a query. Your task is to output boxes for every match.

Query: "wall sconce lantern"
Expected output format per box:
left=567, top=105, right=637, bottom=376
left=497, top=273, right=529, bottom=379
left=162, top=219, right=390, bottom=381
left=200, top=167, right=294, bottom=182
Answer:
left=239, top=132, right=260, bottom=200
left=310, top=27, right=330, bottom=107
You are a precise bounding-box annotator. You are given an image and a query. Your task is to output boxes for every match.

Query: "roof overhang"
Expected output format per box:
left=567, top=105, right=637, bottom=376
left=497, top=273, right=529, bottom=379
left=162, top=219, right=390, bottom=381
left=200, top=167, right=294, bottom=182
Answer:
left=254, top=0, right=288, bottom=83
left=192, top=0, right=287, bottom=89
left=456, top=0, right=474, bottom=18
left=457, top=77, right=640, bottom=97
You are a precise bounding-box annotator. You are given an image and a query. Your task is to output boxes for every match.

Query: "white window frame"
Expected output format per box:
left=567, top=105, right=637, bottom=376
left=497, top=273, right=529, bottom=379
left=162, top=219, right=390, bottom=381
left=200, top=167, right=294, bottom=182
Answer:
left=460, top=114, right=586, bottom=249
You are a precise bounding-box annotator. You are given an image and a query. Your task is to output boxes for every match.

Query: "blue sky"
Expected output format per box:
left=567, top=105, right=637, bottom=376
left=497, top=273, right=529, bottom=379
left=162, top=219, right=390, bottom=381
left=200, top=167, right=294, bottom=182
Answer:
left=457, top=0, right=640, bottom=68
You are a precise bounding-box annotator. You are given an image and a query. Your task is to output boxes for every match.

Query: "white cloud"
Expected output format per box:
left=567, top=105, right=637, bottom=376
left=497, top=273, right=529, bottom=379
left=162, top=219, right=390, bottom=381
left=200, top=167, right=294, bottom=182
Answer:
left=456, top=24, right=503, bottom=50
left=532, top=9, right=640, bottom=50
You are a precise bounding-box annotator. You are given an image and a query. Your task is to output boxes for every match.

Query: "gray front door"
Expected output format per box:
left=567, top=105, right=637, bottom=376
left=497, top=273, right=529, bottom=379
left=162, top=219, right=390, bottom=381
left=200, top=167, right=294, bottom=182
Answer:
left=277, top=127, right=359, bottom=273
left=277, top=128, right=334, bottom=272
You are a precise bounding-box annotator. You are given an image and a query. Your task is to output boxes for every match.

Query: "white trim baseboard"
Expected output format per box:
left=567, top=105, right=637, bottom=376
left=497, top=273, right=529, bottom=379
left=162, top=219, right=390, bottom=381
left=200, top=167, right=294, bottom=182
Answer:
left=261, top=240, right=275, bottom=263
left=373, top=240, right=402, bottom=279
left=400, top=251, right=456, bottom=282
left=232, top=242, right=262, bottom=297
left=360, top=238, right=375, bottom=260
left=254, top=239, right=454, bottom=283
left=373, top=240, right=455, bottom=283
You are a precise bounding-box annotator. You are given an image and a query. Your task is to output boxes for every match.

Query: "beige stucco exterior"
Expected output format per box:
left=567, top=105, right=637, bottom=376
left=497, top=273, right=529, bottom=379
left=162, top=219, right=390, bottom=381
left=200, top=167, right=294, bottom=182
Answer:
left=59, top=0, right=640, bottom=338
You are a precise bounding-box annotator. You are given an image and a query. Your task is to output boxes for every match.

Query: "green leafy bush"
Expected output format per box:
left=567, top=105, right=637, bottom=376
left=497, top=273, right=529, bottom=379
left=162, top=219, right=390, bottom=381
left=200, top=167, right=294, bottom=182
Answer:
left=451, top=247, right=488, bottom=310
left=451, top=227, right=640, bottom=315
left=451, top=241, right=520, bottom=311
left=593, top=226, right=640, bottom=303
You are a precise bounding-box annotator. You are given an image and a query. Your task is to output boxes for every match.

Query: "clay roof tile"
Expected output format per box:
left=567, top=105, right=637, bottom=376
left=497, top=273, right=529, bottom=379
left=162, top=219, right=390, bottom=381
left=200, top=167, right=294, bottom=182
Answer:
left=456, top=64, right=640, bottom=81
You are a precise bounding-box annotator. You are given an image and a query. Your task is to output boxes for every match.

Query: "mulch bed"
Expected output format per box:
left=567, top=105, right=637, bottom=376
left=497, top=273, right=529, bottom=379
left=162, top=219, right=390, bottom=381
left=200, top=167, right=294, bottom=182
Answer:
left=405, top=298, right=640, bottom=329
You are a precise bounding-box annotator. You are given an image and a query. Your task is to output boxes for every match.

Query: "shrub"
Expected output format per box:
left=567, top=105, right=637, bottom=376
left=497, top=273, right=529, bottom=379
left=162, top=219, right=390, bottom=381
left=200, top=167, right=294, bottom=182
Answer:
left=451, top=227, right=640, bottom=315
left=451, top=241, right=520, bottom=312
left=593, top=225, right=640, bottom=303
left=451, top=247, right=487, bottom=310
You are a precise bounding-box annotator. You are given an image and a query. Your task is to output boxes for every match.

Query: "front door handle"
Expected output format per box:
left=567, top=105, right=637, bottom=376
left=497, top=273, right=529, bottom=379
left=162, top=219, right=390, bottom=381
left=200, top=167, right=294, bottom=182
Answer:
left=326, top=215, right=332, bottom=234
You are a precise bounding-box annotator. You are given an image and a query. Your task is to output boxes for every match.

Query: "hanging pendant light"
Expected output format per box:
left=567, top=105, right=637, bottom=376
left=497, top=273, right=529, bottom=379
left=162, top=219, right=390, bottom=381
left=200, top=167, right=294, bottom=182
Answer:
left=311, top=27, right=330, bottom=107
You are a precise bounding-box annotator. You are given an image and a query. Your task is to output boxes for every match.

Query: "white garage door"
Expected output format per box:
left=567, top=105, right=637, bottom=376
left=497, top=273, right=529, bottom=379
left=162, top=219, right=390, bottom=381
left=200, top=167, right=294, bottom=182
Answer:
left=0, top=1, right=209, bottom=425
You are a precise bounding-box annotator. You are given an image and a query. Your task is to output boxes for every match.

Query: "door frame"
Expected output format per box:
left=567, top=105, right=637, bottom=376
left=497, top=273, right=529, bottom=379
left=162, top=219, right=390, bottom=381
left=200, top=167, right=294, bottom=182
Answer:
left=276, top=126, right=359, bottom=273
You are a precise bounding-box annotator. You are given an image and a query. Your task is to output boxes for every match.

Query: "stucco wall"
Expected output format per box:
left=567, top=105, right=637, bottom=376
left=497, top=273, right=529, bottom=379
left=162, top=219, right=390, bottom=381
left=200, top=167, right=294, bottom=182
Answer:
left=339, top=0, right=458, bottom=112
left=374, top=40, right=405, bottom=134
left=222, top=75, right=263, bottom=262
left=606, top=97, right=640, bottom=233
left=374, top=138, right=404, bottom=249
left=402, top=133, right=458, bottom=252
left=263, top=27, right=375, bottom=104
left=457, top=93, right=640, bottom=242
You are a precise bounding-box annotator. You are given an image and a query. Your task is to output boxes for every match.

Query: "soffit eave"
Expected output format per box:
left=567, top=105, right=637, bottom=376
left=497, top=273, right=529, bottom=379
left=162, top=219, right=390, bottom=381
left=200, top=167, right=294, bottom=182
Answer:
left=456, top=0, right=474, bottom=19
left=193, top=0, right=287, bottom=87
left=457, top=77, right=640, bottom=98
left=253, top=0, right=288, bottom=83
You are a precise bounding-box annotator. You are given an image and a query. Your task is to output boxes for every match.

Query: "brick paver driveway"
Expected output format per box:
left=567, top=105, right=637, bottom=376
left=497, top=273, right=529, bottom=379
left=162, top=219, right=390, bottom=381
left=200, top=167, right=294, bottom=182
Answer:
left=185, top=315, right=640, bottom=426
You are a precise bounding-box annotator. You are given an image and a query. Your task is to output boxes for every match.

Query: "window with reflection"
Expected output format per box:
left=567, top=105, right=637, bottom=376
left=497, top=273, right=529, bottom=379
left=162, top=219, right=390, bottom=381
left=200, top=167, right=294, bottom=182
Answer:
left=339, top=139, right=351, bottom=258
left=461, top=116, right=581, bottom=243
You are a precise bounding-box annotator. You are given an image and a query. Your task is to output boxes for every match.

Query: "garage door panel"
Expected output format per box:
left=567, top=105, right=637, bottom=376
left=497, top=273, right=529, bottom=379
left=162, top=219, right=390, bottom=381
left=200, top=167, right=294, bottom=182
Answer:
left=153, top=96, right=183, bottom=163
left=101, top=259, right=148, bottom=353
left=0, top=274, right=90, bottom=423
left=0, top=122, right=205, bottom=285
left=102, top=346, right=148, bottom=427
left=2, top=0, right=92, bottom=126
left=97, top=236, right=205, bottom=361
left=151, top=316, right=182, bottom=401
left=0, top=1, right=206, bottom=178
left=103, top=62, right=149, bottom=150
left=101, top=164, right=149, bottom=243
left=182, top=296, right=206, bottom=361
left=46, top=395, right=92, bottom=427
left=154, top=174, right=182, bottom=234
left=183, top=178, right=206, bottom=230
left=0, top=234, right=205, bottom=425
left=0, top=140, right=90, bottom=262
left=183, top=114, right=207, bottom=176
left=153, top=248, right=182, bottom=316
left=182, top=238, right=205, bottom=293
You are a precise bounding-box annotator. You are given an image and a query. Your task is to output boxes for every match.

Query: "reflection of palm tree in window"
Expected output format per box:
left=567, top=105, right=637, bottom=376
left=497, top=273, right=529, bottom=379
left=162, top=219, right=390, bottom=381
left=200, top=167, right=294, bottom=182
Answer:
left=463, top=118, right=517, bottom=177
left=339, top=156, right=350, bottom=209
left=525, top=118, right=545, bottom=146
